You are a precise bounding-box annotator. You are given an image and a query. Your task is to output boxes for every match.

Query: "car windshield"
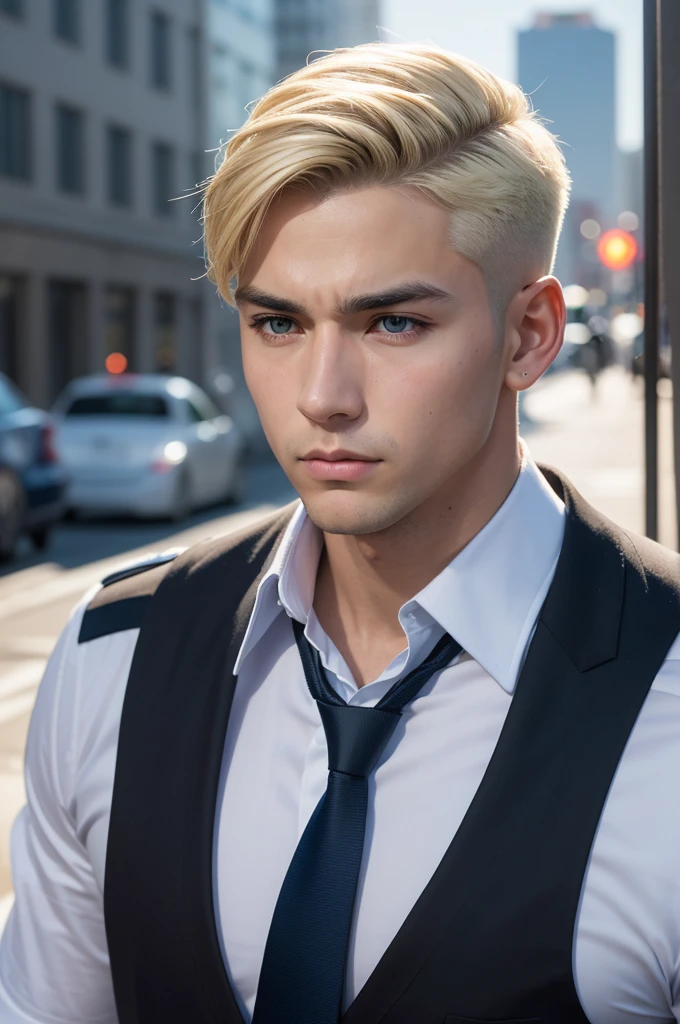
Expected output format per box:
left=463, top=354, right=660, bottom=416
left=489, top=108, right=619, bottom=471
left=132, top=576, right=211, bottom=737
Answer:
left=65, top=394, right=169, bottom=418
left=0, top=377, right=26, bottom=415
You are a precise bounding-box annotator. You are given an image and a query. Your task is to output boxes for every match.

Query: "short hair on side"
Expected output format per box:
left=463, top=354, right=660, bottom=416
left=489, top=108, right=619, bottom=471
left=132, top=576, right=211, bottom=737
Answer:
left=202, top=42, right=571, bottom=318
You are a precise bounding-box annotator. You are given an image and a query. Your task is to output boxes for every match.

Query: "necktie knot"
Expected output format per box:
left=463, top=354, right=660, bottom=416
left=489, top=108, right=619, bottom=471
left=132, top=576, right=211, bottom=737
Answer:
left=317, top=700, right=401, bottom=777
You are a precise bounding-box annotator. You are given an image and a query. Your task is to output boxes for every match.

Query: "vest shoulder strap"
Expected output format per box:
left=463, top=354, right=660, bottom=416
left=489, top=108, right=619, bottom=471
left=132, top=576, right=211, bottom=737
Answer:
left=78, top=550, right=186, bottom=644
left=78, top=501, right=300, bottom=646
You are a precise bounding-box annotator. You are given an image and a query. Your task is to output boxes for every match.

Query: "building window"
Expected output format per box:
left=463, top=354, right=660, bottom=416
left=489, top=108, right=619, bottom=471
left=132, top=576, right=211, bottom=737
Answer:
left=55, top=104, right=85, bottom=195
left=236, top=60, right=255, bottom=121
left=0, top=83, right=31, bottom=181
left=53, top=0, right=80, bottom=44
left=104, top=286, right=136, bottom=370
left=151, top=141, right=174, bottom=217
left=0, top=275, right=23, bottom=385
left=150, top=10, right=172, bottom=90
left=187, top=25, right=201, bottom=112
left=48, top=280, right=88, bottom=401
left=189, top=149, right=204, bottom=189
left=106, top=0, right=129, bottom=68
left=0, top=0, right=23, bottom=17
left=106, top=124, right=132, bottom=206
left=154, top=292, right=176, bottom=372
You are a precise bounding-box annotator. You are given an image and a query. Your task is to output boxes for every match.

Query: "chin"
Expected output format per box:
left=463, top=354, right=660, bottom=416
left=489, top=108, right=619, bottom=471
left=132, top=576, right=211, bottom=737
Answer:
left=301, top=488, right=412, bottom=536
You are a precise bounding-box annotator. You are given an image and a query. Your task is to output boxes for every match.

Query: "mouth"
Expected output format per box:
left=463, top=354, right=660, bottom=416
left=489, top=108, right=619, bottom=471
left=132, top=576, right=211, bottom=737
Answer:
left=299, top=450, right=382, bottom=482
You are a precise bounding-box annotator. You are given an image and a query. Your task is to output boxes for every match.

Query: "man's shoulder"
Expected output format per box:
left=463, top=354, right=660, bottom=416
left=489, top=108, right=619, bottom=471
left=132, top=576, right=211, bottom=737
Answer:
left=542, top=463, right=680, bottom=593
left=78, top=501, right=299, bottom=645
left=603, top=517, right=680, bottom=634
left=617, top=524, right=680, bottom=592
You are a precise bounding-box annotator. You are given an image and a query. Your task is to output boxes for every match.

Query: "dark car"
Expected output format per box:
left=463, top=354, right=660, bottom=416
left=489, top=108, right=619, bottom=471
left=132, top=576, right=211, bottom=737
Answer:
left=0, top=374, right=68, bottom=561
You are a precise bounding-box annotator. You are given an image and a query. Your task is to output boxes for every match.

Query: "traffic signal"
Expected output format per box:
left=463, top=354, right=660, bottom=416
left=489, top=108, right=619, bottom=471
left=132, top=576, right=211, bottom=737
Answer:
left=596, top=229, right=638, bottom=270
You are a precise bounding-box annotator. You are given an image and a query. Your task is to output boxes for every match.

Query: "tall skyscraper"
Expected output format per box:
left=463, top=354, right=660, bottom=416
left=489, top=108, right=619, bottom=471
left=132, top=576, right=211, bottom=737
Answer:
left=204, top=0, right=276, bottom=446
left=518, top=12, right=617, bottom=284
left=207, top=0, right=274, bottom=157
left=275, top=0, right=379, bottom=81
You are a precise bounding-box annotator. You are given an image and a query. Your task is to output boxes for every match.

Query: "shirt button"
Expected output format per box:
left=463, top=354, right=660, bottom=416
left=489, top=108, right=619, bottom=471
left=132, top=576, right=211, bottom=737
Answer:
left=277, top=599, right=282, bottom=607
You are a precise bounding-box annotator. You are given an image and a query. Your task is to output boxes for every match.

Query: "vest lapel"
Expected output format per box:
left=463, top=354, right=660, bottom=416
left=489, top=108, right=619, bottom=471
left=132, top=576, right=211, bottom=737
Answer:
left=181, top=512, right=300, bottom=1020
left=182, top=570, right=267, bottom=1021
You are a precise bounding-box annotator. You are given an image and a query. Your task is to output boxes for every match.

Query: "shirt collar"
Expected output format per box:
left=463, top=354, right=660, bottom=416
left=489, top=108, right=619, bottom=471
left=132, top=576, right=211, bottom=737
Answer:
left=233, top=445, right=565, bottom=692
left=411, top=450, right=565, bottom=693
left=233, top=501, right=317, bottom=674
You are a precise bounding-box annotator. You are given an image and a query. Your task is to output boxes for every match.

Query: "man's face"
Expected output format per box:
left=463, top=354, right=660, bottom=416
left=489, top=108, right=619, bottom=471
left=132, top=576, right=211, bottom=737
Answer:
left=237, top=185, right=514, bottom=536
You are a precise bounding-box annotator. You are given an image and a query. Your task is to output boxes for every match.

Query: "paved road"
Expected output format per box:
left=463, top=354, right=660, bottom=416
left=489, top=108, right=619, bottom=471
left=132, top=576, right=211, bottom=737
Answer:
left=0, top=366, right=675, bottom=924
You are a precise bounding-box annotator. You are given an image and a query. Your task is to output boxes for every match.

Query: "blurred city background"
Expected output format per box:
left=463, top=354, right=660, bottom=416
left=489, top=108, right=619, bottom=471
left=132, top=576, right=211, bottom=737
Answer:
left=0, top=0, right=668, bottom=926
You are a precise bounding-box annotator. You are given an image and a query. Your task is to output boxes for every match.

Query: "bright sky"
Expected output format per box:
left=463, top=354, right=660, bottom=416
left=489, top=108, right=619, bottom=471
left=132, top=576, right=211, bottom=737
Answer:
left=378, top=0, right=643, bottom=152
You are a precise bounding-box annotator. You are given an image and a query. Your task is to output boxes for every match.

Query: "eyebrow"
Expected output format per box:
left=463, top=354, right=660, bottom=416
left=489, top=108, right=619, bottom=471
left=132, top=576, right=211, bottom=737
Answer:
left=234, top=281, right=452, bottom=317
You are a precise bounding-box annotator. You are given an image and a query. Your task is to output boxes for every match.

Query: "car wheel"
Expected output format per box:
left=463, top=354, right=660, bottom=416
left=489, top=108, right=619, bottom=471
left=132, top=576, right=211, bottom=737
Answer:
left=0, top=469, right=26, bottom=562
left=169, top=469, right=191, bottom=522
left=30, top=526, right=51, bottom=551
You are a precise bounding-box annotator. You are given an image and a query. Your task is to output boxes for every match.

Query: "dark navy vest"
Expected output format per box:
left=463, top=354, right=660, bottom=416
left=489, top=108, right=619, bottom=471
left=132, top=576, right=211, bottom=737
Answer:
left=90, top=468, right=680, bottom=1023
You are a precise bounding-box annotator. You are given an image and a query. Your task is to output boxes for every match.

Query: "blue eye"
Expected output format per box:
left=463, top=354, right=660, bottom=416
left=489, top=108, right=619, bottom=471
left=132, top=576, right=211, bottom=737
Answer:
left=266, top=316, right=294, bottom=334
left=379, top=316, right=415, bottom=333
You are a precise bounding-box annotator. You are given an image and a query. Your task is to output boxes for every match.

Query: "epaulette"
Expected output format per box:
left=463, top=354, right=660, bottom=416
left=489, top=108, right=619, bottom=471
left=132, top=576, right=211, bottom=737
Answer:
left=78, top=548, right=185, bottom=644
left=100, top=548, right=185, bottom=588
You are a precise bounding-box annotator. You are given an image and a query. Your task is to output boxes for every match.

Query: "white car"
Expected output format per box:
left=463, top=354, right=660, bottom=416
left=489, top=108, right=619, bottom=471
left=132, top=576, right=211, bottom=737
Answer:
left=52, top=374, right=244, bottom=520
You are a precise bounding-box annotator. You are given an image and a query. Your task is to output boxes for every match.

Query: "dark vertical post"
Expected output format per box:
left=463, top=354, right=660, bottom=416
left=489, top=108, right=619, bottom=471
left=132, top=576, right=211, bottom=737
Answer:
left=658, top=0, right=680, bottom=549
left=643, top=0, right=659, bottom=540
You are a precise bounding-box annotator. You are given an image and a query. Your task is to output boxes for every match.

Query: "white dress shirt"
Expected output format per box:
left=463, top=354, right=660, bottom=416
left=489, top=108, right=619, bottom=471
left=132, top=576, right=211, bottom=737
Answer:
left=1, top=451, right=680, bottom=1024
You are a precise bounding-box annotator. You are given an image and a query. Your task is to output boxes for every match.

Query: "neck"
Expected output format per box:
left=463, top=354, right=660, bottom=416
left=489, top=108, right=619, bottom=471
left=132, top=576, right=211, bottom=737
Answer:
left=312, top=414, right=521, bottom=686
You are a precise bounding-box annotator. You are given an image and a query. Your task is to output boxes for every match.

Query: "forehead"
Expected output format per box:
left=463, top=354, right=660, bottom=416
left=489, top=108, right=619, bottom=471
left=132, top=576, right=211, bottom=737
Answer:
left=240, top=186, right=481, bottom=305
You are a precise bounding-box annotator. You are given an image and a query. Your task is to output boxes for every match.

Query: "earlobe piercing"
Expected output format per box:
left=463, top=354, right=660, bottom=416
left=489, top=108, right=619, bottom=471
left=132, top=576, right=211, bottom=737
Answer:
left=523, top=371, right=529, bottom=377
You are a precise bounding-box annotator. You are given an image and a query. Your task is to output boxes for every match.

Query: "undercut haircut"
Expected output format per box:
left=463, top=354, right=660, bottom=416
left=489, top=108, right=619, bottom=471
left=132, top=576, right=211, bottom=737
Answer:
left=202, top=42, right=571, bottom=320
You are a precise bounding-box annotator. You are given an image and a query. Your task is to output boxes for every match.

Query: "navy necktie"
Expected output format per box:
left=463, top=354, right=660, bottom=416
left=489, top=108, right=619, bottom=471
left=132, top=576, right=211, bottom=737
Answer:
left=252, top=618, right=462, bottom=1024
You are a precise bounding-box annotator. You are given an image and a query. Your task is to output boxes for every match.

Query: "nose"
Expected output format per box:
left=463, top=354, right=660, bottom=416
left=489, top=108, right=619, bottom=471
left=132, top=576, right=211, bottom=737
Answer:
left=296, top=325, right=364, bottom=427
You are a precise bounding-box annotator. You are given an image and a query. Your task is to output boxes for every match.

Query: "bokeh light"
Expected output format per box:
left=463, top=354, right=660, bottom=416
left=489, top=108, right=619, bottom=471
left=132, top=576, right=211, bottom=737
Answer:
left=610, top=312, right=643, bottom=343
left=617, top=210, right=640, bottom=232
left=105, top=352, right=128, bottom=374
left=564, top=322, right=591, bottom=345
left=596, top=229, right=638, bottom=270
left=562, top=284, right=590, bottom=309
left=587, top=288, right=608, bottom=307
left=580, top=218, right=601, bottom=240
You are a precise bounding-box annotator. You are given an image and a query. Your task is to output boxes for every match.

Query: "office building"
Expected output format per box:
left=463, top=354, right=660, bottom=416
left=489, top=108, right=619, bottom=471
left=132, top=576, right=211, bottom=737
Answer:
left=0, top=0, right=209, bottom=408
left=204, top=0, right=275, bottom=443
left=518, top=12, right=617, bottom=284
left=275, top=0, right=379, bottom=81
left=617, top=147, right=643, bottom=227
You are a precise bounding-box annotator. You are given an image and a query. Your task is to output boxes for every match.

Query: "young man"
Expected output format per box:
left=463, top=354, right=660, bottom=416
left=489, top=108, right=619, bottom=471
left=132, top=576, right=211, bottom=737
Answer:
left=1, top=42, right=679, bottom=1024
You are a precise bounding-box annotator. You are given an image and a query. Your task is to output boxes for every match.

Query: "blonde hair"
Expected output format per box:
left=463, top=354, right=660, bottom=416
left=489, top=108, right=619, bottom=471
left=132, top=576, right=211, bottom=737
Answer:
left=203, top=42, right=571, bottom=316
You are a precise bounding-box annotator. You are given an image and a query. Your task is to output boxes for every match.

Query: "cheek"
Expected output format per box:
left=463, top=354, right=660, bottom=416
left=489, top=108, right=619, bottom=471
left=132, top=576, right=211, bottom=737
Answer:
left=372, top=337, right=500, bottom=446
left=241, top=340, right=293, bottom=426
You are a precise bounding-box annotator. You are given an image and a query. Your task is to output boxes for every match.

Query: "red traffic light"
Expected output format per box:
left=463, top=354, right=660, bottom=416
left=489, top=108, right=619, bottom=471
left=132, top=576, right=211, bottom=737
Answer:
left=105, top=352, right=128, bottom=374
left=596, top=229, right=638, bottom=270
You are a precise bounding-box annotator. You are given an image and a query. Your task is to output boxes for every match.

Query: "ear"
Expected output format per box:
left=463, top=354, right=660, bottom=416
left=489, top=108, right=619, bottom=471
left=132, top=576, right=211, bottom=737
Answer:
left=503, top=276, right=565, bottom=391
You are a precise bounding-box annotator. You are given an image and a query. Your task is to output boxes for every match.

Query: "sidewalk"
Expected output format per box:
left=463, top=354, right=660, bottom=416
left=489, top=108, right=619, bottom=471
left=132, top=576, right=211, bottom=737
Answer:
left=523, top=367, right=676, bottom=550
